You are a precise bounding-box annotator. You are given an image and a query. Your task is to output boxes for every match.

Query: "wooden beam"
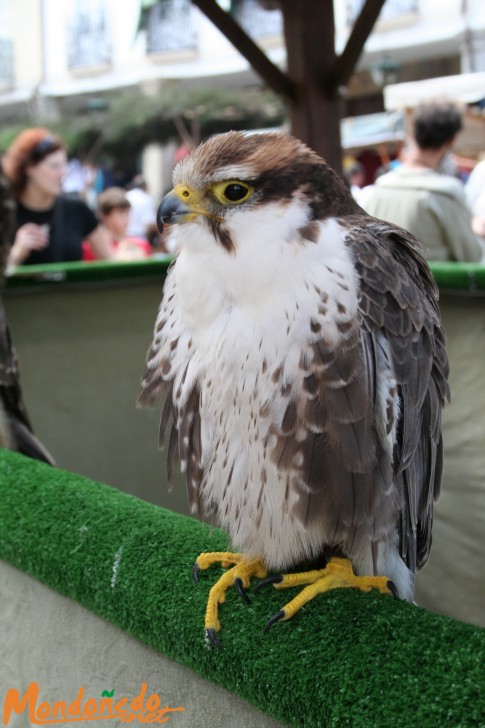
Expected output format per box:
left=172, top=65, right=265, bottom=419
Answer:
left=328, top=0, right=386, bottom=93
left=281, top=0, right=343, bottom=173
left=191, top=0, right=295, bottom=100
left=190, top=0, right=386, bottom=174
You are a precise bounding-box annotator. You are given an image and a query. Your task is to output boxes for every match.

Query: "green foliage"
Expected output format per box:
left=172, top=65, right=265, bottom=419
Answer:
left=0, top=122, right=36, bottom=153
left=0, top=86, right=286, bottom=162
left=0, top=114, right=98, bottom=157
left=101, top=85, right=286, bottom=146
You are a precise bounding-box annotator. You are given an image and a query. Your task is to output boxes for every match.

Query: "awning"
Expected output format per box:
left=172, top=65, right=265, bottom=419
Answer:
left=384, top=72, right=485, bottom=110
left=340, top=111, right=406, bottom=150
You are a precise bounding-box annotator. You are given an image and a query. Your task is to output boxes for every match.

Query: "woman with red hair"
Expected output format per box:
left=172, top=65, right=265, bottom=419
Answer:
left=2, top=128, right=114, bottom=267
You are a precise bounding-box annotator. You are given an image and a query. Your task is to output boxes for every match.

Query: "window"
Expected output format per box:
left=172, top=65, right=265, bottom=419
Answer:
left=67, top=0, right=111, bottom=70
left=232, top=0, right=283, bottom=40
left=146, top=0, right=196, bottom=54
left=0, top=0, right=13, bottom=88
left=346, top=0, right=418, bottom=26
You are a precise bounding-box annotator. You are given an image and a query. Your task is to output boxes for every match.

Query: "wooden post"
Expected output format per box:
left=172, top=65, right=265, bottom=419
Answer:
left=281, top=0, right=343, bottom=174
left=190, top=0, right=386, bottom=177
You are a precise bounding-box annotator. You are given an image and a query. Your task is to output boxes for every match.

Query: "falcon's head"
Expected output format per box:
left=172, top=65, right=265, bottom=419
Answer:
left=158, top=131, right=359, bottom=254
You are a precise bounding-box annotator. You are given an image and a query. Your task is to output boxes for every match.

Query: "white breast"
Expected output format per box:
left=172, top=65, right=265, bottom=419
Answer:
left=163, top=213, right=360, bottom=568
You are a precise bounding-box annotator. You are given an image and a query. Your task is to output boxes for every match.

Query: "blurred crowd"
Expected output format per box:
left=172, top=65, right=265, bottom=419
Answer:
left=0, top=127, right=172, bottom=271
left=1, top=104, right=484, bottom=270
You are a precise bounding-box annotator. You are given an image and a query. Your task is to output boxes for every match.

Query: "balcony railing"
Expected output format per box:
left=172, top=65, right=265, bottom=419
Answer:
left=67, top=6, right=111, bottom=70
left=346, top=0, right=418, bottom=25
left=0, top=37, right=13, bottom=88
left=146, top=0, right=196, bottom=54
left=232, top=0, right=283, bottom=40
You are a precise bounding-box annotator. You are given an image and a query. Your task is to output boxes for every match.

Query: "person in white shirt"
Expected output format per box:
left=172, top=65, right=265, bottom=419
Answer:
left=465, top=158, right=485, bottom=239
left=364, top=102, right=483, bottom=262
left=125, top=175, right=157, bottom=242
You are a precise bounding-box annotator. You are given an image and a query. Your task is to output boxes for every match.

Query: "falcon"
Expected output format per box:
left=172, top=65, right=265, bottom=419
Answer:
left=138, top=131, right=449, bottom=644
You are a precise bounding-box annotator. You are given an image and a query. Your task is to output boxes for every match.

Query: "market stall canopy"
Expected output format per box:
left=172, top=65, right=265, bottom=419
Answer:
left=341, top=111, right=406, bottom=151
left=383, top=72, right=485, bottom=110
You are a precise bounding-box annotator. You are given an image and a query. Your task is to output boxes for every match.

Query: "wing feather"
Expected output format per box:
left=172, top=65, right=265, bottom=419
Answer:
left=347, top=216, right=449, bottom=571
left=138, top=263, right=204, bottom=510
left=269, top=215, right=448, bottom=572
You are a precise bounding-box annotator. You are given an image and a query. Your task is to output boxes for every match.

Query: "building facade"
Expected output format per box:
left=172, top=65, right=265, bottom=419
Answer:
left=1, top=0, right=484, bottom=125
left=0, top=0, right=484, bottom=193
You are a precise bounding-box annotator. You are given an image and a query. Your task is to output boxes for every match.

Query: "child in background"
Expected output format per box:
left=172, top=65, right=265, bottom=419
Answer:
left=83, top=187, right=152, bottom=261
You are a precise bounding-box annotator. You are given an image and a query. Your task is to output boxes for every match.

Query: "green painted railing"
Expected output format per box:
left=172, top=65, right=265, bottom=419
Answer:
left=5, top=259, right=484, bottom=293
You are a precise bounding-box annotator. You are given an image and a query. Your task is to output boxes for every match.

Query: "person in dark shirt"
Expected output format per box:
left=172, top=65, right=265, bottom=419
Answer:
left=2, top=128, right=115, bottom=267
left=0, top=166, right=55, bottom=463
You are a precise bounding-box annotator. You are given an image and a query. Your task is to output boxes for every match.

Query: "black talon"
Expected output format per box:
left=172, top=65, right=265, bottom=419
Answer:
left=387, top=580, right=400, bottom=600
left=206, top=628, right=222, bottom=647
left=263, top=610, right=285, bottom=634
left=254, top=575, right=283, bottom=594
left=192, top=562, right=200, bottom=583
left=234, top=577, right=250, bottom=604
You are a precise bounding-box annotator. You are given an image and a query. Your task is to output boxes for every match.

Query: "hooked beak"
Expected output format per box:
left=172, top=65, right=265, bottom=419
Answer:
left=157, top=183, right=224, bottom=233
left=156, top=190, right=194, bottom=233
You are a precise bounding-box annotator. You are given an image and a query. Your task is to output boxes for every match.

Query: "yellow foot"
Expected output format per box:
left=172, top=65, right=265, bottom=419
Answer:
left=256, top=557, right=397, bottom=632
left=193, top=552, right=267, bottom=646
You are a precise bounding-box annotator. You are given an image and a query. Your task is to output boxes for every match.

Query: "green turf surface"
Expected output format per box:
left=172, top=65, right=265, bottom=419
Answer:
left=0, top=450, right=483, bottom=727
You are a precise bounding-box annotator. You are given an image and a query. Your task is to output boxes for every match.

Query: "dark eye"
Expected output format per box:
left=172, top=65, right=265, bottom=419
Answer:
left=223, top=183, right=248, bottom=202
left=212, top=180, right=253, bottom=205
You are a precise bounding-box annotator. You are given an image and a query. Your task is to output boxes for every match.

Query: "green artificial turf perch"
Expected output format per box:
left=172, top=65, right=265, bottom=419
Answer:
left=0, top=450, right=484, bottom=727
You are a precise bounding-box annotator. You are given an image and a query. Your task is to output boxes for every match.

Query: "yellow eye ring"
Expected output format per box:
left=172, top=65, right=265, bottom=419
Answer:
left=211, top=180, right=253, bottom=205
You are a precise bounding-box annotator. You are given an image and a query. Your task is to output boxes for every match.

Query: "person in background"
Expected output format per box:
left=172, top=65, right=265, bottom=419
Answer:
left=62, top=157, right=89, bottom=199
left=0, top=165, right=55, bottom=464
left=2, top=128, right=115, bottom=269
left=364, top=102, right=483, bottom=262
left=125, top=175, right=157, bottom=244
left=83, top=187, right=152, bottom=262
left=344, top=160, right=367, bottom=206
left=465, top=156, right=485, bottom=240
left=465, top=156, right=485, bottom=210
